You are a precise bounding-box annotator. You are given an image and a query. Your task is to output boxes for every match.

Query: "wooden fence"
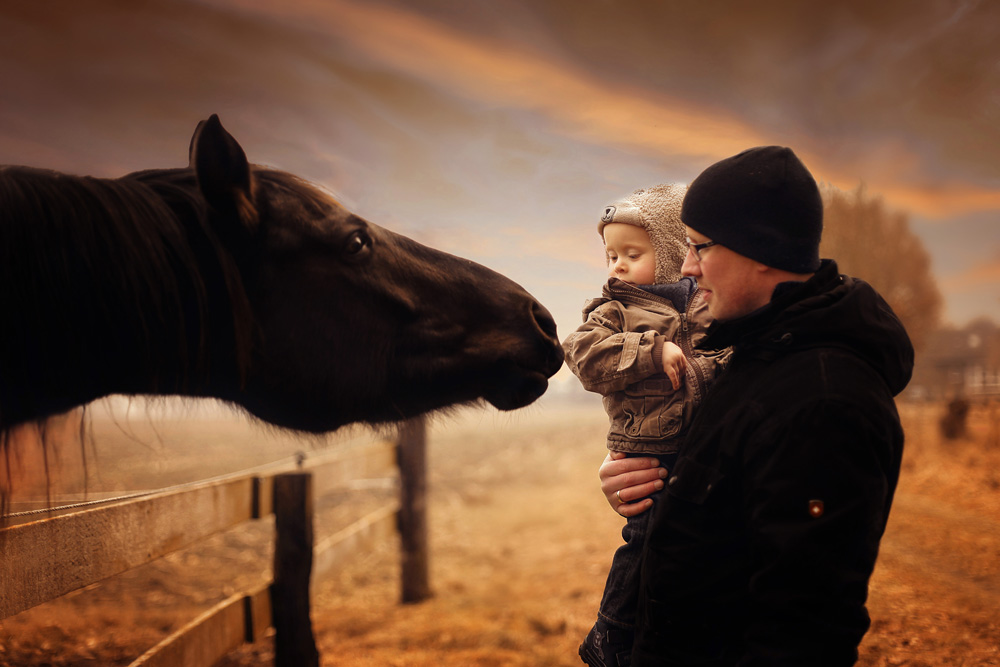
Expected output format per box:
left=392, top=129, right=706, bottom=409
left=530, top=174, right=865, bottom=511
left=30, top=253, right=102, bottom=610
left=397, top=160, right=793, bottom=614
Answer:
left=0, top=417, right=429, bottom=666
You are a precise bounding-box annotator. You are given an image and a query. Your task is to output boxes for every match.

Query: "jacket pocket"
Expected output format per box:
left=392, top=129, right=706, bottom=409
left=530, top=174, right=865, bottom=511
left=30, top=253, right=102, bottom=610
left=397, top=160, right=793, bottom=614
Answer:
left=622, top=379, right=684, bottom=439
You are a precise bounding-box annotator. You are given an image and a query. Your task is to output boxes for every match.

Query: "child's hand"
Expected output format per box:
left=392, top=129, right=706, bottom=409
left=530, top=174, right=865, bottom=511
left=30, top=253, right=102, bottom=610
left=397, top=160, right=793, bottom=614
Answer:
left=661, top=341, right=687, bottom=390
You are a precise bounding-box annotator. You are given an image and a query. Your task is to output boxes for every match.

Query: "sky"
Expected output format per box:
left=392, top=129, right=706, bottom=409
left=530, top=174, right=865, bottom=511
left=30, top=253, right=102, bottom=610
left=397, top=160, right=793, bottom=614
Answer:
left=2, top=0, right=998, bottom=379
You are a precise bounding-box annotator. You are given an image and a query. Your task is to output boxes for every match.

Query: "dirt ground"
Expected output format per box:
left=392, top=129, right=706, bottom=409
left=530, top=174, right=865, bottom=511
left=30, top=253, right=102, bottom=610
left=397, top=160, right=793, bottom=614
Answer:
left=1, top=397, right=999, bottom=666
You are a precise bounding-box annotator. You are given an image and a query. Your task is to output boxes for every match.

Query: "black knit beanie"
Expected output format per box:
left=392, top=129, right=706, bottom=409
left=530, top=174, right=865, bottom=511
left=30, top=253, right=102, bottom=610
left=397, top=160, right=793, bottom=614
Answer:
left=681, top=146, right=823, bottom=273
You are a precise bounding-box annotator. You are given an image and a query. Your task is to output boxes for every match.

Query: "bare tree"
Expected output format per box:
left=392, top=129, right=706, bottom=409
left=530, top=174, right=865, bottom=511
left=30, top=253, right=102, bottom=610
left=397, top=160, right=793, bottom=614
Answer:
left=819, top=184, right=942, bottom=354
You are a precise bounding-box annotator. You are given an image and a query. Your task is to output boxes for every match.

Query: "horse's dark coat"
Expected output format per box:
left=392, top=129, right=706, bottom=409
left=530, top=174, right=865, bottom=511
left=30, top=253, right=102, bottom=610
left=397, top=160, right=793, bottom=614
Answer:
left=0, top=115, right=563, bottom=439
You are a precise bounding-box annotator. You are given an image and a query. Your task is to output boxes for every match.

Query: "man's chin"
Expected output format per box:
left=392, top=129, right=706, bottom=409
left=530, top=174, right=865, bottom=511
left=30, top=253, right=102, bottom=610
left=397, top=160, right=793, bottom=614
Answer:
left=702, top=292, right=723, bottom=320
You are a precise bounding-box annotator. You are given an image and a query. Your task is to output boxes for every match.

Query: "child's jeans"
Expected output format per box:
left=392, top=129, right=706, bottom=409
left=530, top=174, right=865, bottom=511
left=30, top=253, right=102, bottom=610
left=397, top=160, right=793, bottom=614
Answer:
left=597, top=451, right=678, bottom=629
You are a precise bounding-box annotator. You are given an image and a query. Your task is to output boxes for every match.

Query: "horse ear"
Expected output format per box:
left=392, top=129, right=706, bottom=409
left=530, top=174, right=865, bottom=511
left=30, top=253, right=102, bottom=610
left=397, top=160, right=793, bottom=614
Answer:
left=189, top=114, right=259, bottom=234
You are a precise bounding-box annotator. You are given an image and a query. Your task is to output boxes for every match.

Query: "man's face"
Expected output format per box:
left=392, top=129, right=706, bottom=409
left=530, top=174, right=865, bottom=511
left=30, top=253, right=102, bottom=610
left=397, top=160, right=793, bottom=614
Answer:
left=604, top=223, right=656, bottom=285
left=681, top=226, right=772, bottom=321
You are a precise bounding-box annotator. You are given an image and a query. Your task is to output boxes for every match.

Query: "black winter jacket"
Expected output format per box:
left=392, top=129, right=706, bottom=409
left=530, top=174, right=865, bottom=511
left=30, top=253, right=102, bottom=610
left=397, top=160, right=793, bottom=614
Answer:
left=633, top=260, right=914, bottom=666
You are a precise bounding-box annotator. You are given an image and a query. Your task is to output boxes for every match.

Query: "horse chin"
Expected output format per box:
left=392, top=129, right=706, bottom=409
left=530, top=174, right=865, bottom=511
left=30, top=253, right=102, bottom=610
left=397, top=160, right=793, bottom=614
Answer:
left=482, top=368, right=551, bottom=412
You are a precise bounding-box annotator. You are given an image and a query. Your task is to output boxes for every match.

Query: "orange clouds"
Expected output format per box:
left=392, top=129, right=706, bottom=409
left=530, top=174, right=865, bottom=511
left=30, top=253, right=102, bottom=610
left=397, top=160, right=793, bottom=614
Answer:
left=944, top=255, right=1000, bottom=291
left=874, top=182, right=1000, bottom=221
left=325, top=4, right=769, bottom=159
left=226, top=0, right=768, bottom=159
left=216, top=0, right=1000, bottom=223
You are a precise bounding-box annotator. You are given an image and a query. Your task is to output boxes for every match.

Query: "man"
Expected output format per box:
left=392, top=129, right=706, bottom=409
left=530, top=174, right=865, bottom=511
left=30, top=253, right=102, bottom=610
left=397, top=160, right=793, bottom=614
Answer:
left=629, top=146, right=914, bottom=665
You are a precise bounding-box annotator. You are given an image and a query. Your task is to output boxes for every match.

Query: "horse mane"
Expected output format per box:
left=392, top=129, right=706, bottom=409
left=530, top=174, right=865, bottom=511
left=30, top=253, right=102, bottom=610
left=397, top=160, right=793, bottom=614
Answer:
left=0, top=163, right=265, bottom=511
left=0, top=163, right=338, bottom=509
left=0, top=165, right=255, bottom=431
left=128, top=166, right=257, bottom=377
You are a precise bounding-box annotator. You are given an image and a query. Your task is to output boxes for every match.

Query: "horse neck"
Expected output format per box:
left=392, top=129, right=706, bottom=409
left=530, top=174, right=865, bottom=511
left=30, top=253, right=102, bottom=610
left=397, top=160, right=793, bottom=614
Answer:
left=0, top=167, right=244, bottom=425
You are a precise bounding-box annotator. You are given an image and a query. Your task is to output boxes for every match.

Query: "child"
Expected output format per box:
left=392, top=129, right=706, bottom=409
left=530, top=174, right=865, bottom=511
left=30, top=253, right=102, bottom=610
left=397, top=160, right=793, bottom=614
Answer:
left=562, top=184, right=730, bottom=667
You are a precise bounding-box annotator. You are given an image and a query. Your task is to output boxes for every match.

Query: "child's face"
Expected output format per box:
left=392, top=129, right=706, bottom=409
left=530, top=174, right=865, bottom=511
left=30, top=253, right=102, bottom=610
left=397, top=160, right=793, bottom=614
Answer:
left=604, top=223, right=656, bottom=285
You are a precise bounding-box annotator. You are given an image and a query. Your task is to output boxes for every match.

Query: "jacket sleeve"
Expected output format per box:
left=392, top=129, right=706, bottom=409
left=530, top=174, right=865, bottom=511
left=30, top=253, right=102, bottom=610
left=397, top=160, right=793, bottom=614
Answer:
left=561, top=302, right=664, bottom=395
left=739, top=399, right=899, bottom=666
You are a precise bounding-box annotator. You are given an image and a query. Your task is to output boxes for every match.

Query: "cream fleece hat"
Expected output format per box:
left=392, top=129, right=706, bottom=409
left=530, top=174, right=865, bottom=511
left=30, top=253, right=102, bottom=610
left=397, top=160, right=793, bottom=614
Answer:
left=598, top=183, right=689, bottom=284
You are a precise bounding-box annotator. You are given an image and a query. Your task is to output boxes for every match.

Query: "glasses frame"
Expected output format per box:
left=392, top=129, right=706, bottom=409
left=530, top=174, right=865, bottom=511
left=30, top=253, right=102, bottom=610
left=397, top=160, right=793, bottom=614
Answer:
left=686, top=237, right=718, bottom=262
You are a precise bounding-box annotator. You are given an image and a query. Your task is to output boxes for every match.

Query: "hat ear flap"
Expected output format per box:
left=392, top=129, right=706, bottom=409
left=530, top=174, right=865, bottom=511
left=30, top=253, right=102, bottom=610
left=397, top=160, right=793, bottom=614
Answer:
left=637, top=183, right=688, bottom=284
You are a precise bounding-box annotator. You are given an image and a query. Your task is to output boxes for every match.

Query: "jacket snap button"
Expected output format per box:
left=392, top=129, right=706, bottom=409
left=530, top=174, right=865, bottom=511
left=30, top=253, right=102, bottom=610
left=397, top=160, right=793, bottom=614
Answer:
left=809, top=499, right=825, bottom=517
left=668, top=476, right=679, bottom=486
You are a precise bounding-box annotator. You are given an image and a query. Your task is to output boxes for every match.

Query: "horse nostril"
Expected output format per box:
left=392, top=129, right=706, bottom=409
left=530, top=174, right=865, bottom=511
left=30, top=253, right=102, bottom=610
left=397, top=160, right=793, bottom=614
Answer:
left=531, top=301, right=559, bottom=341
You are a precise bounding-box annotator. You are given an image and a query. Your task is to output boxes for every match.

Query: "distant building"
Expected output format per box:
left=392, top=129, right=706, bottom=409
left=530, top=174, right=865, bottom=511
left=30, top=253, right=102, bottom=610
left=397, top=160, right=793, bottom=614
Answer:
left=906, top=318, right=1000, bottom=400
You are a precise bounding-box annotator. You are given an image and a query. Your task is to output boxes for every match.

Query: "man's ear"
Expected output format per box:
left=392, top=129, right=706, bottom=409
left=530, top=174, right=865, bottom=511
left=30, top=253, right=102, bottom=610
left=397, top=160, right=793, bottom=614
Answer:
left=189, top=114, right=259, bottom=234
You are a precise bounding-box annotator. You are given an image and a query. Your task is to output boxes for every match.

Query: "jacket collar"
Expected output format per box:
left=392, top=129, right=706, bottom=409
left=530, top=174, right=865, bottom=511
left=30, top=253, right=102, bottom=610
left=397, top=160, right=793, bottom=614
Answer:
left=698, top=259, right=914, bottom=395
left=699, top=259, right=841, bottom=352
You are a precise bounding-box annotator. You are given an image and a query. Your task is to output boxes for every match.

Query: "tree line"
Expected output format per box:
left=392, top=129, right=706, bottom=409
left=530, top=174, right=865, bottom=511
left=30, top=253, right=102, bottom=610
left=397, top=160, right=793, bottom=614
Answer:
left=819, top=183, right=942, bottom=354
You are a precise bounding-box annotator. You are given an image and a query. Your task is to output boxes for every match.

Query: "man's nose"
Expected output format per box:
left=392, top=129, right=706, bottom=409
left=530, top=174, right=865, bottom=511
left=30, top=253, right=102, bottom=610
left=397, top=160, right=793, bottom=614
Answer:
left=681, top=249, right=700, bottom=277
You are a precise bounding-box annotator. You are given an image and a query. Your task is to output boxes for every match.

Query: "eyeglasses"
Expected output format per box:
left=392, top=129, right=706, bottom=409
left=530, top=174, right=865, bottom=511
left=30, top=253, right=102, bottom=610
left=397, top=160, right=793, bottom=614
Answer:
left=686, top=237, right=718, bottom=262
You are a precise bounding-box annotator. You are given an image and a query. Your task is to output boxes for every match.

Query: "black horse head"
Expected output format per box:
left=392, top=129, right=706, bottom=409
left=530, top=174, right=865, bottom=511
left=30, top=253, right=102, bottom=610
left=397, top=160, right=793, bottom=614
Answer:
left=0, top=115, right=564, bottom=435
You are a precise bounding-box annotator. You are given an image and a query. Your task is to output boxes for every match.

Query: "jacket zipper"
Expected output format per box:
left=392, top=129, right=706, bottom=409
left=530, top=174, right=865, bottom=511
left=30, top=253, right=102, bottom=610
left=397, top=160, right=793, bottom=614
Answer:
left=681, top=295, right=709, bottom=404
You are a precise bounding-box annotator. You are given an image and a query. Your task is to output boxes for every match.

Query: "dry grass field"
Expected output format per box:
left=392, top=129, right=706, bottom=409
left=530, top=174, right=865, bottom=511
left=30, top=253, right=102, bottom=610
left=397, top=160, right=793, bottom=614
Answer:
left=1, top=396, right=999, bottom=666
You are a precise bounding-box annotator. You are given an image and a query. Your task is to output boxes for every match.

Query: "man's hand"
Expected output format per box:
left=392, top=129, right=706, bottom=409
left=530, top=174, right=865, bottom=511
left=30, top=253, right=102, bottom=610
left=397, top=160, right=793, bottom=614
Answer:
left=600, top=451, right=668, bottom=517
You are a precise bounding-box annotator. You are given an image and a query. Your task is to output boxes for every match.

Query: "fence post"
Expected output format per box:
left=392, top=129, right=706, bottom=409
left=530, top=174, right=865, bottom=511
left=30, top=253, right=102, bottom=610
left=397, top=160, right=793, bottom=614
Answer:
left=397, top=416, right=432, bottom=603
left=272, top=472, right=319, bottom=667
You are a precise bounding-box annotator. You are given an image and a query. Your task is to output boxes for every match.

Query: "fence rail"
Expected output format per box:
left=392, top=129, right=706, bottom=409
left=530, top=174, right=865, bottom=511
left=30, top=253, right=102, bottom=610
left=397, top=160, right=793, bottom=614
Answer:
left=0, top=418, right=428, bottom=666
left=131, top=584, right=271, bottom=667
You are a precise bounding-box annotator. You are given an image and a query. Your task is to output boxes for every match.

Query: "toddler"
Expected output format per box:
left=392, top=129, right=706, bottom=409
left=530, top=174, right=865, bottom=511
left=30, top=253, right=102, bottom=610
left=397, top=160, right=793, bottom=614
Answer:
left=562, top=184, right=729, bottom=667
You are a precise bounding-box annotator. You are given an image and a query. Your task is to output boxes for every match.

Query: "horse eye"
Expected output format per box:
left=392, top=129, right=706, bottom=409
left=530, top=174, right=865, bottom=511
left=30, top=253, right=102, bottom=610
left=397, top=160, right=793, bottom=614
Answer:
left=344, top=231, right=371, bottom=258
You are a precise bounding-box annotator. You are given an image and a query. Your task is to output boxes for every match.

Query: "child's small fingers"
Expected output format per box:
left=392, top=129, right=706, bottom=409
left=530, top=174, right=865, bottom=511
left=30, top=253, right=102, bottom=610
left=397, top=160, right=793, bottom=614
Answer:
left=668, top=366, right=682, bottom=389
